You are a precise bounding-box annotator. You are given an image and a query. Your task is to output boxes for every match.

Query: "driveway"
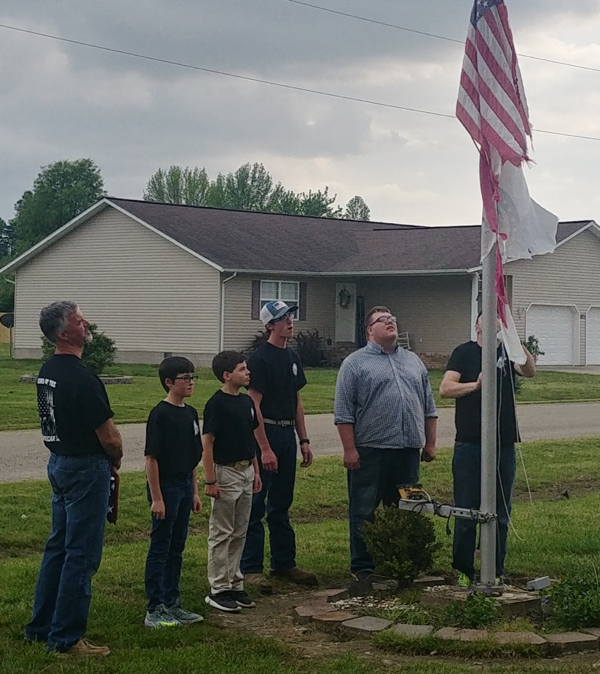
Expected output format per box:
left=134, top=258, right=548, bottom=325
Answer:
left=1, top=402, right=600, bottom=483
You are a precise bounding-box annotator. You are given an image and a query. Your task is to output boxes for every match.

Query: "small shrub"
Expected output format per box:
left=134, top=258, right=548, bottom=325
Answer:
left=294, top=328, right=326, bottom=367
left=443, top=591, right=501, bottom=629
left=550, top=568, right=600, bottom=630
left=524, top=335, right=544, bottom=358
left=362, top=507, right=440, bottom=587
left=246, top=330, right=268, bottom=355
left=41, top=323, right=116, bottom=375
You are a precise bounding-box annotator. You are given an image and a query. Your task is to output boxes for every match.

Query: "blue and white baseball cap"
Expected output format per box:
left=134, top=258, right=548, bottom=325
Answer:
left=260, top=300, right=298, bottom=325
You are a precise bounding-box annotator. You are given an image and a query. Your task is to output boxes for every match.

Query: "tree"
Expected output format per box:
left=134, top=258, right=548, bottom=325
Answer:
left=12, top=159, right=105, bottom=252
left=0, top=218, right=15, bottom=259
left=143, top=162, right=368, bottom=219
left=143, top=166, right=210, bottom=206
left=344, top=195, right=370, bottom=221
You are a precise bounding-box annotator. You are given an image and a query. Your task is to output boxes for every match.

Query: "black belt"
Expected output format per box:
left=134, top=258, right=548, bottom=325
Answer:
left=263, top=418, right=295, bottom=427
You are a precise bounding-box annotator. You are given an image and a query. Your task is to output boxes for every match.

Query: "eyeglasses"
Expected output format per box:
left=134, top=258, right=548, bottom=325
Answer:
left=270, top=313, right=294, bottom=324
left=367, top=315, right=397, bottom=328
left=175, top=374, right=198, bottom=383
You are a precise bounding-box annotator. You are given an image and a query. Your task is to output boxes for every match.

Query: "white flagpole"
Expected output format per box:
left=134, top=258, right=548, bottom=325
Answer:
left=479, top=243, right=498, bottom=588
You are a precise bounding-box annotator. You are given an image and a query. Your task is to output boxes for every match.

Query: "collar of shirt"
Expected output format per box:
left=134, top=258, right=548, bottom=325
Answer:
left=365, top=341, right=400, bottom=356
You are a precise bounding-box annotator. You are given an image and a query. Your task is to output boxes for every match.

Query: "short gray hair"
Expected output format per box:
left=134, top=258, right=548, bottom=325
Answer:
left=39, top=301, right=79, bottom=344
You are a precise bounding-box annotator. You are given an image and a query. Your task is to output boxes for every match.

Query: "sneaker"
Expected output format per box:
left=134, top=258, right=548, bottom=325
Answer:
left=271, top=566, right=318, bottom=586
left=457, top=573, right=472, bottom=588
left=144, top=604, right=179, bottom=628
left=244, top=573, right=273, bottom=594
left=61, top=638, right=110, bottom=656
left=205, top=592, right=242, bottom=613
left=351, top=570, right=374, bottom=582
left=230, top=590, right=256, bottom=608
left=167, top=605, right=204, bottom=624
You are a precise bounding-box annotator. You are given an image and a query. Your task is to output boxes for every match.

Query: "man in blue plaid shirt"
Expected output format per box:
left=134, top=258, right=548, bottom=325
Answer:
left=334, top=305, right=438, bottom=580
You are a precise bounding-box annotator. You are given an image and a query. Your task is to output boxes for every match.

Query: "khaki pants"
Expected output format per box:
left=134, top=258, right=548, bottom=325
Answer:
left=207, top=463, right=254, bottom=595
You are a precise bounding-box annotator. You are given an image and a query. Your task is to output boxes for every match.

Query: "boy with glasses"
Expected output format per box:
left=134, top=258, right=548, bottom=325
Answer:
left=202, top=351, right=262, bottom=612
left=144, top=357, right=203, bottom=628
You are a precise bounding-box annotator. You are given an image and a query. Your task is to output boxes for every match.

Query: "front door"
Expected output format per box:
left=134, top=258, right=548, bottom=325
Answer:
left=335, top=283, right=356, bottom=343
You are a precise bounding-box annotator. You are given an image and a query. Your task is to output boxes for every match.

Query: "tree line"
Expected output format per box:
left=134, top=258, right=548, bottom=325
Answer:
left=0, top=159, right=370, bottom=311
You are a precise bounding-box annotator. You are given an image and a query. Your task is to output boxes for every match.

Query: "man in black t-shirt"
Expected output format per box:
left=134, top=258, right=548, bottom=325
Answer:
left=202, top=351, right=262, bottom=613
left=241, top=300, right=317, bottom=592
left=144, top=357, right=203, bottom=628
left=25, top=302, right=123, bottom=657
left=440, top=312, right=536, bottom=585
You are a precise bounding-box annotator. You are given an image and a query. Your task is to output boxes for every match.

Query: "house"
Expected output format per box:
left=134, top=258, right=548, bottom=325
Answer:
left=1, top=197, right=599, bottom=367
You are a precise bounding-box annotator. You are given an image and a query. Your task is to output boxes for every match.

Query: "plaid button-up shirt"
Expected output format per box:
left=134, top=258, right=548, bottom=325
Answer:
left=334, top=341, right=438, bottom=449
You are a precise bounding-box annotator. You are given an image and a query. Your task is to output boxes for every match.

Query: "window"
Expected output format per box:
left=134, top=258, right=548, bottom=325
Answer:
left=252, top=280, right=306, bottom=321
left=260, top=280, right=299, bottom=310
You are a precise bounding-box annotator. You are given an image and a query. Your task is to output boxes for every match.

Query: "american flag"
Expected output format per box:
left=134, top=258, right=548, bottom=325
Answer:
left=456, top=0, right=557, bottom=350
left=457, top=0, right=530, bottom=170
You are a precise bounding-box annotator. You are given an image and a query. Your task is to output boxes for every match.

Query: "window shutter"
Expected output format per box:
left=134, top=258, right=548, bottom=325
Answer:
left=299, top=282, right=307, bottom=321
left=251, top=280, right=260, bottom=320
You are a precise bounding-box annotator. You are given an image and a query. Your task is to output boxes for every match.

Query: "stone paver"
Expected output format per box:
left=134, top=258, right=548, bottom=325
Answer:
left=583, top=628, right=600, bottom=638
left=341, top=616, right=392, bottom=636
left=311, top=588, right=349, bottom=602
left=413, top=576, right=446, bottom=588
left=313, top=611, right=358, bottom=630
left=293, top=603, right=336, bottom=624
left=435, top=627, right=488, bottom=642
left=421, top=586, right=541, bottom=618
left=493, top=632, right=548, bottom=650
left=545, top=632, right=599, bottom=654
left=390, top=624, right=435, bottom=638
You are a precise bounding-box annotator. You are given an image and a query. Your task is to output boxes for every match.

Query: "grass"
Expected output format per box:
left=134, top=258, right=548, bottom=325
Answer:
left=2, top=345, right=600, bottom=431
left=3, top=438, right=600, bottom=672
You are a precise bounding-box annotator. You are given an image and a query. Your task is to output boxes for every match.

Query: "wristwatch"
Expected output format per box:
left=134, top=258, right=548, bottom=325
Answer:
left=299, top=439, right=310, bottom=446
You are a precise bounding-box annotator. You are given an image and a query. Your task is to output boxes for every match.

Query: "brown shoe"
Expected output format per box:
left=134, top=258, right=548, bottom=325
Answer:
left=62, top=638, right=110, bottom=657
left=244, top=573, right=273, bottom=594
left=271, top=566, right=318, bottom=586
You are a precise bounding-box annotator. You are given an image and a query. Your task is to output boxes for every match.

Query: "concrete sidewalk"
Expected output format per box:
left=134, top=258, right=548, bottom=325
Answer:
left=2, top=402, right=600, bottom=482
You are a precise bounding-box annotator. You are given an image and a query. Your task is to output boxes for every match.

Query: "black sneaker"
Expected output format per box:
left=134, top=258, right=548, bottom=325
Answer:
left=205, top=593, right=241, bottom=613
left=231, top=590, right=256, bottom=608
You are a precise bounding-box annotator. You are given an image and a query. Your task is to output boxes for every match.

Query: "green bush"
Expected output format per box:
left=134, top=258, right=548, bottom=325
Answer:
left=362, top=507, right=440, bottom=587
left=550, top=568, right=600, bottom=630
left=294, top=328, right=326, bottom=367
left=41, top=323, right=116, bottom=375
left=442, top=591, right=501, bottom=629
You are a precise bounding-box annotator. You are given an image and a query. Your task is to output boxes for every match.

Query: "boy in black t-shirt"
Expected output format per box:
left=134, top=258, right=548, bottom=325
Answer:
left=202, top=351, right=262, bottom=613
left=144, top=357, right=203, bottom=628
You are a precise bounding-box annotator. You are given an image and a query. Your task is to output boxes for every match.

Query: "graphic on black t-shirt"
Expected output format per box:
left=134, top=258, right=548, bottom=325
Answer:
left=37, top=377, right=59, bottom=442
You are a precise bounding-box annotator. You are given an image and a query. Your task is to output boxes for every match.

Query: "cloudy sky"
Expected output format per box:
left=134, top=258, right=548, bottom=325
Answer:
left=1, top=0, right=600, bottom=226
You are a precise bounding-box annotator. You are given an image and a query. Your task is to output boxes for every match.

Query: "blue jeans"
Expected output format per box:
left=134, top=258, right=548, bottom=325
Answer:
left=347, top=447, right=420, bottom=575
left=452, top=441, right=516, bottom=580
left=25, top=453, right=111, bottom=652
left=145, top=474, right=193, bottom=611
left=241, top=425, right=297, bottom=574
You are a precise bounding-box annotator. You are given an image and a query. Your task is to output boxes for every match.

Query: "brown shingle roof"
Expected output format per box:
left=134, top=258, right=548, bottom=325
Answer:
left=109, top=198, right=594, bottom=274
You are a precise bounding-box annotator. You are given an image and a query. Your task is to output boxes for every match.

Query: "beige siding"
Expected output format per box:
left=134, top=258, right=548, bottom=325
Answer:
left=14, top=207, right=220, bottom=362
left=508, top=229, right=600, bottom=348
left=222, top=275, right=338, bottom=351
left=358, top=275, right=472, bottom=354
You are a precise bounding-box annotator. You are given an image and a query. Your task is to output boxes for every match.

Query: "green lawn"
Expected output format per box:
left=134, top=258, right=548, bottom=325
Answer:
left=2, top=344, right=600, bottom=431
left=2, top=439, right=600, bottom=673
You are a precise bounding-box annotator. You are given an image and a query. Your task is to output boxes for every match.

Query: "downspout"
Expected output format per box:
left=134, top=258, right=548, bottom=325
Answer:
left=219, top=272, right=237, bottom=351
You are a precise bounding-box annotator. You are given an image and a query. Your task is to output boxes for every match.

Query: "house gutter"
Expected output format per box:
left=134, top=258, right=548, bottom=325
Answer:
left=219, top=272, right=237, bottom=351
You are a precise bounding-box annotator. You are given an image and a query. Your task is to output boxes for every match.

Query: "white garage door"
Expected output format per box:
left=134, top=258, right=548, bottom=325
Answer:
left=526, top=305, right=576, bottom=365
left=586, top=308, right=600, bottom=365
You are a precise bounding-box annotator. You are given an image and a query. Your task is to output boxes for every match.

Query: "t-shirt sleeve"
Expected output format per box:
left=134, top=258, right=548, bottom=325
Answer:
left=144, top=407, right=162, bottom=457
left=294, top=354, right=307, bottom=391
left=202, top=397, right=219, bottom=435
left=247, top=354, right=269, bottom=395
left=77, top=374, right=114, bottom=431
left=249, top=397, right=259, bottom=430
left=445, top=345, right=466, bottom=375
